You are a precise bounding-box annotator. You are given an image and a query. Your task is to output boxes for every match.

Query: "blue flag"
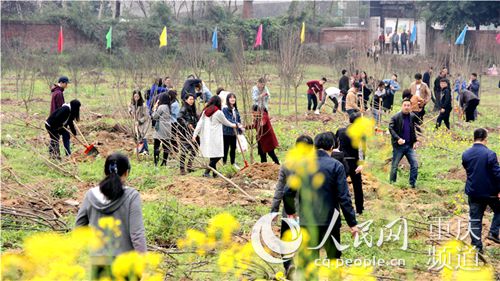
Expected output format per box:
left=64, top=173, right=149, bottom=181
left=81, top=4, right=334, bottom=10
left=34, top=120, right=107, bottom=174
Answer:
left=212, top=27, right=218, bottom=50
left=410, top=25, right=417, bottom=43
left=455, top=25, right=468, bottom=45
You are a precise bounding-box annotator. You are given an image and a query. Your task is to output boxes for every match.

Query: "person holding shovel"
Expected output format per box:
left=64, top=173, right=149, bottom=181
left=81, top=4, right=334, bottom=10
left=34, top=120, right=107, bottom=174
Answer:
left=152, top=93, right=172, bottom=167
left=222, top=93, right=243, bottom=169
left=128, top=90, right=150, bottom=155
left=306, top=77, right=327, bottom=115
left=45, top=99, right=81, bottom=160
left=178, top=94, right=199, bottom=175
left=247, top=105, right=280, bottom=165
left=193, top=96, right=241, bottom=178
left=50, top=76, right=71, bottom=155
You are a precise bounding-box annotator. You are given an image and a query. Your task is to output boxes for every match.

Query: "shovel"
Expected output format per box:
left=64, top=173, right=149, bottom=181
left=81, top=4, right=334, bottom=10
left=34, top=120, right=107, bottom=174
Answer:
left=234, top=127, right=249, bottom=171
left=70, top=123, right=99, bottom=156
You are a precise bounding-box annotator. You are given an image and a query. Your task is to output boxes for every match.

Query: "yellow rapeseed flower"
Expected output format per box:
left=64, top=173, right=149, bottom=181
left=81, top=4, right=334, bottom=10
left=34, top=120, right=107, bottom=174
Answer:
left=312, top=172, right=325, bottom=189
left=284, top=143, right=317, bottom=175
left=98, top=217, right=122, bottom=238
left=287, top=174, right=302, bottom=190
left=206, top=212, right=240, bottom=244
left=346, top=117, right=375, bottom=149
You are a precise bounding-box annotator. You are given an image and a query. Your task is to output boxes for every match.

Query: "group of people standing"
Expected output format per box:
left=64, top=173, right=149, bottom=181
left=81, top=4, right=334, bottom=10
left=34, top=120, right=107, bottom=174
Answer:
left=128, top=75, right=280, bottom=177
left=378, top=29, right=415, bottom=55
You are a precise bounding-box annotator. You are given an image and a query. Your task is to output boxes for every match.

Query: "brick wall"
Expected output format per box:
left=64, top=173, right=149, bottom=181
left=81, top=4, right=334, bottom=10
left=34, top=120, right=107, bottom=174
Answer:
left=320, top=27, right=369, bottom=48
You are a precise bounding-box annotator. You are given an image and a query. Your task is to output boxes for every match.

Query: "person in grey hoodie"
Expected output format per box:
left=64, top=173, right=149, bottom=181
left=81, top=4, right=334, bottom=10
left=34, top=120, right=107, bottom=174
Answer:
left=75, top=152, right=146, bottom=259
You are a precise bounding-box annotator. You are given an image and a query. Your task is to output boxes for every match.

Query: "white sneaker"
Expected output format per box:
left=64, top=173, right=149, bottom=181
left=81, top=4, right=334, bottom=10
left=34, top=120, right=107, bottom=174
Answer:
left=314, top=110, right=320, bottom=115
left=233, top=164, right=241, bottom=170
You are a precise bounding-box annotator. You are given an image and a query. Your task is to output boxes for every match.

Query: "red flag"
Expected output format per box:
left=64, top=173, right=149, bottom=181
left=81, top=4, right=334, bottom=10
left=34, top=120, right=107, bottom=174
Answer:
left=254, top=24, right=263, bottom=48
left=496, top=33, right=500, bottom=45
left=58, top=26, right=64, bottom=54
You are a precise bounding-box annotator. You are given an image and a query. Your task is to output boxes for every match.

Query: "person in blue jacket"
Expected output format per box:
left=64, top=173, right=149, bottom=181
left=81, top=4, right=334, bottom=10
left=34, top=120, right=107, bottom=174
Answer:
left=462, top=128, right=500, bottom=251
left=382, top=74, right=400, bottom=111
left=147, top=77, right=167, bottom=114
left=222, top=93, right=242, bottom=168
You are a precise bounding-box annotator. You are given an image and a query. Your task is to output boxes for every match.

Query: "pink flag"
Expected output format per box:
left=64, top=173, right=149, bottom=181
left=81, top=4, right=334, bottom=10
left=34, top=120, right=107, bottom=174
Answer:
left=496, top=33, right=500, bottom=45
left=254, top=24, right=263, bottom=48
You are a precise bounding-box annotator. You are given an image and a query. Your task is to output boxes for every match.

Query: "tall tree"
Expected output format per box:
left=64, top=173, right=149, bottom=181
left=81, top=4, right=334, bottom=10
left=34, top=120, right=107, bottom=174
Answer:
left=420, top=1, right=499, bottom=37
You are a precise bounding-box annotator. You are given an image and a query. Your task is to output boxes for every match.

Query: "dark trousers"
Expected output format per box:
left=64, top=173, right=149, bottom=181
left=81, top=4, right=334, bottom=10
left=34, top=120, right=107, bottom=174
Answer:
left=468, top=196, right=500, bottom=251
left=205, top=157, right=222, bottom=175
left=179, top=141, right=195, bottom=171
left=415, top=107, right=426, bottom=122
left=318, top=96, right=338, bottom=113
left=433, top=92, right=442, bottom=111
left=436, top=108, right=451, bottom=129
left=346, top=159, right=364, bottom=214
left=170, top=123, right=179, bottom=154
left=465, top=99, right=479, bottom=122
left=307, top=94, right=318, bottom=111
left=302, top=224, right=342, bottom=261
left=401, top=42, right=408, bottom=54
left=280, top=218, right=293, bottom=271
left=390, top=144, right=418, bottom=186
left=257, top=142, right=280, bottom=165
left=391, top=42, right=399, bottom=54
left=153, top=139, right=169, bottom=166
left=46, top=125, right=71, bottom=159
left=341, top=95, right=347, bottom=112
left=223, top=135, right=237, bottom=165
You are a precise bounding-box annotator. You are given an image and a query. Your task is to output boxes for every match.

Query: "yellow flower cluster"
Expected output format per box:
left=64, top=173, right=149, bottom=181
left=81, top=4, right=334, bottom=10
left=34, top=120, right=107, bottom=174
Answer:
left=347, top=116, right=375, bottom=149
left=111, top=251, right=163, bottom=281
left=1, top=218, right=164, bottom=281
left=217, top=243, right=255, bottom=277
left=437, top=239, right=494, bottom=281
left=284, top=142, right=325, bottom=190
left=178, top=212, right=240, bottom=256
left=98, top=216, right=122, bottom=238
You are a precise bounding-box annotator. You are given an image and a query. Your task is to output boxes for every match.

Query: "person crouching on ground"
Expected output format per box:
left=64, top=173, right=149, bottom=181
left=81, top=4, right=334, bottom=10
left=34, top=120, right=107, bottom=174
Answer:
left=45, top=99, right=81, bottom=160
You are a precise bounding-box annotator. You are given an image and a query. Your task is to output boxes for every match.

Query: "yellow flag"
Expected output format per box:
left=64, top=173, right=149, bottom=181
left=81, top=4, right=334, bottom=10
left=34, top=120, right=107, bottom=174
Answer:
left=159, top=26, right=167, bottom=47
left=300, top=22, right=305, bottom=44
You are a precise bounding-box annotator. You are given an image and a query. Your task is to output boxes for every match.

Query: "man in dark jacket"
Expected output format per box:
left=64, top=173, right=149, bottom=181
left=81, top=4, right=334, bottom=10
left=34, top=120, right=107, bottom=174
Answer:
left=458, top=89, right=480, bottom=122
left=400, top=30, right=408, bottom=55
left=336, top=113, right=365, bottom=214
left=462, top=128, right=500, bottom=251
left=181, top=75, right=203, bottom=101
left=467, top=73, right=480, bottom=97
left=436, top=79, right=452, bottom=129
left=339, top=70, right=350, bottom=112
left=284, top=132, right=358, bottom=262
left=50, top=76, right=71, bottom=155
left=423, top=67, right=433, bottom=89
left=389, top=99, right=420, bottom=188
left=433, top=68, right=450, bottom=111
left=270, top=135, right=313, bottom=273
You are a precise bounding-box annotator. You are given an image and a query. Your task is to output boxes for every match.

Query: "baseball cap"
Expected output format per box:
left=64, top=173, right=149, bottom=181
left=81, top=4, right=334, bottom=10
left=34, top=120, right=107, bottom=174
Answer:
left=58, top=76, right=70, bottom=83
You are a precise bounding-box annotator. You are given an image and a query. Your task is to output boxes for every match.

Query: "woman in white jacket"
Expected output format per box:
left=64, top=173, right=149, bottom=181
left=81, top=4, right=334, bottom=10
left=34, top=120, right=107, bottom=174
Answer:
left=193, top=96, right=240, bottom=177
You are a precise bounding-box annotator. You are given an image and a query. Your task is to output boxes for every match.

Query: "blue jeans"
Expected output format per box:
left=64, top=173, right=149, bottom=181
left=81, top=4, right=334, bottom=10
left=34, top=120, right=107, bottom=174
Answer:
left=138, top=138, right=149, bottom=153
left=372, top=109, right=382, bottom=123
left=390, top=144, right=418, bottom=186
left=468, top=196, right=500, bottom=251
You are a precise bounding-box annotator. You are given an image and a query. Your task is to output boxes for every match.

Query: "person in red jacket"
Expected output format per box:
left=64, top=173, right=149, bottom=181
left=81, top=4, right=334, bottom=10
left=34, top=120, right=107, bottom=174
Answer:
left=247, top=105, right=280, bottom=164
left=306, top=77, right=327, bottom=115
left=50, top=76, right=71, bottom=155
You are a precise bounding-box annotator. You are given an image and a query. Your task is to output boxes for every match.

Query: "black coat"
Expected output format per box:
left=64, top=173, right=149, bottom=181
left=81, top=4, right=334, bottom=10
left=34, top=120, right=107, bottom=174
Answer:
left=181, top=79, right=202, bottom=100
left=388, top=111, right=420, bottom=146
left=177, top=104, right=198, bottom=138
left=440, top=87, right=452, bottom=110
left=423, top=72, right=431, bottom=88
left=46, top=105, right=76, bottom=135
left=331, top=150, right=350, bottom=175
left=284, top=150, right=357, bottom=227
left=459, top=90, right=480, bottom=110
left=339, top=75, right=350, bottom=94
left=336, top=127, right=360, bottom=160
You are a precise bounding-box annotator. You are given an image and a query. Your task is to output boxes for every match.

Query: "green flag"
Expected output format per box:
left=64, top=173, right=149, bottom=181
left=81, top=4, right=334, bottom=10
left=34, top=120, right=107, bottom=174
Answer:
left=106, top=26, right=112, bottom=49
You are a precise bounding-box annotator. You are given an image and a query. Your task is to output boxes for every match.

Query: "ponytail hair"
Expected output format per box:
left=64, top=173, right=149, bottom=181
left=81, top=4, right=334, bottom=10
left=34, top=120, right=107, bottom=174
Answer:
left=99, top=152, right=131, bottom=201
